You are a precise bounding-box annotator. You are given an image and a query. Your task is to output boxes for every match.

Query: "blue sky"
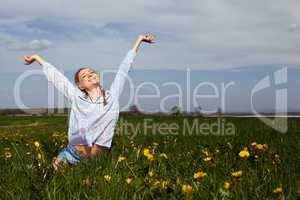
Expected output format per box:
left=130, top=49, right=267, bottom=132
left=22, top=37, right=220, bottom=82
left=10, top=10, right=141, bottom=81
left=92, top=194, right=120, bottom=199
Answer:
left=0, top=0, right=300, bottom=112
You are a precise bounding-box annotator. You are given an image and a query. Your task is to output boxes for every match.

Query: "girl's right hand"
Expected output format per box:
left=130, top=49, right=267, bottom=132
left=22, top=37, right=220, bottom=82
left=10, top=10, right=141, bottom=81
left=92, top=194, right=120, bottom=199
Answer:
left=24, top=55, right=36, bottom=65
left=23, top=54, right=45, bottom=65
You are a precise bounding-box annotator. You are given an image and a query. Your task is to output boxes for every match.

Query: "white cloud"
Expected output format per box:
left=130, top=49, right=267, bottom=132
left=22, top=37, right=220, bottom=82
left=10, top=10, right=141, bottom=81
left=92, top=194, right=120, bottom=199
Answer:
left=8, top=39, right=52, bottom=51
left=288, top=23, right=299, bottom=32
left=0, top=32, right=52, bottom=51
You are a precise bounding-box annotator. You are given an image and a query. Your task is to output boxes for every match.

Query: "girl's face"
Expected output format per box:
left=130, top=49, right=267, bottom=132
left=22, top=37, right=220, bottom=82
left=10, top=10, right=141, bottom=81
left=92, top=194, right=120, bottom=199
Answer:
left=77, top=68, right=100, bottom=90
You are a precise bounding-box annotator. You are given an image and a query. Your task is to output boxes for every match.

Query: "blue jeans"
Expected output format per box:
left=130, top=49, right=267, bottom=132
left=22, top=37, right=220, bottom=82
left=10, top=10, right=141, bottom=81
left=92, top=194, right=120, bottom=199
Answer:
left=57, top=145, right=81, bottom=165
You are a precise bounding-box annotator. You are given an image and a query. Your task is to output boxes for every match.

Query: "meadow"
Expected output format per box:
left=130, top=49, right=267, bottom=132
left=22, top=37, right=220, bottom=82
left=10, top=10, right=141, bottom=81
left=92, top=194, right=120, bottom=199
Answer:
left=0, top=115, right=299, bottom=199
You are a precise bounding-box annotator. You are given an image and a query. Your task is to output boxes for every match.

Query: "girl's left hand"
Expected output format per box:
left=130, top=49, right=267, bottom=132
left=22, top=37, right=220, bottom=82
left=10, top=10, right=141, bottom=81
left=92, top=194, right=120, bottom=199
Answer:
left=139, top=33, right=155, bottom=43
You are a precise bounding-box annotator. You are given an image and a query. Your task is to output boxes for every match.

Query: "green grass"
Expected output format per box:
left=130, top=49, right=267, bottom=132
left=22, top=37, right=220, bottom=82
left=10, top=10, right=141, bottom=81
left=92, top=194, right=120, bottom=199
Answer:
left=0, top=115, right=299, bottom=199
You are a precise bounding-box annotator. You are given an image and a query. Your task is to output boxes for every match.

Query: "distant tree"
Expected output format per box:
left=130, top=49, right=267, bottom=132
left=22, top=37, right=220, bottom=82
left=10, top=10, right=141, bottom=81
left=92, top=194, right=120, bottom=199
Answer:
left=170, top=106, right=181, bottom=116
left=217, top=107, right=222, bottom=116
left=129, top=105, right=140, bottom=113
left=195, top=106, right=203, bottom=116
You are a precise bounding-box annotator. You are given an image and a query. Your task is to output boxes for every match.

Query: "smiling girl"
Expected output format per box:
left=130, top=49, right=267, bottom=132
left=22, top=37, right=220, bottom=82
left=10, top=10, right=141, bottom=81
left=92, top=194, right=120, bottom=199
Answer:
left=23, top=33, right=155, bottom=170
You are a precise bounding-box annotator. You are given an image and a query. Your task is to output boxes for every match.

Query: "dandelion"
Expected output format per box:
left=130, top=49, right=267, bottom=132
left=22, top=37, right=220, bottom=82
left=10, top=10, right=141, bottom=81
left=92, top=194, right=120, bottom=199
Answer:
left=83, top=176, right=92, bottom=186
left=231, top=170, right=242, bottom=178
left=202, top=148, right=209, bottom=157
left=4, top=152, right=12, bottom=159
left=153, top=142, right=159, bottom=147
left=145, top=153, right=154, bottom=160
left=143, top=148, right=154, bottom=160
left=148, top=170, right=155, bottom=177
left=153, top=180, right=160, bottom=187
left=273, top=187, right=283, bottom=193
left=34, top=141, right=40, bottom=148
left=126, top=177, right=133, bottom=184
left=251, top=142, right=257, bottom=146
left=203, top=157, right=212, bottom=161
left=104, top=175, right=112, bottom=182
left=182, top=184, right=193, bottom=193
left=160, top=153, right=168, bottom=159
left=117, top=156, right=126, bottom=162
left=223, top=182, right=231, bottom=190
left=193, top=171, right=207, bottom=179
left=255, top=144, right=264, bottom=150
left=161, top=180, right=168, bottom=190
left=253, top=143, right=268, bottom=151
left=143, top=148, right=150, bottom=155
left=37, top=153, right=42, bottom=160
left=239, top=148, right=250, bottom=158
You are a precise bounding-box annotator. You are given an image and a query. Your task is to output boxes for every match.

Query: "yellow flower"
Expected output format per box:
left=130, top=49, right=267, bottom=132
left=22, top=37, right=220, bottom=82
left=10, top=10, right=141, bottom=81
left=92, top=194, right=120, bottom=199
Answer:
left=160, top=153, right=168, bottom=159
left=193, top=171, right=207, bottom=179
left=255, top=144, right=264, bottom=150
left=162, top=180, right=168, bottom=190
left=182, top=184, right=193, bottom=193
left=104, top=175, right=112, bottom=182
left=146, top=154, right=154, bottom=160
left=231, top=170, right=242, bottom=178
left=153, top=180, right=160, bottom=187
left=253, top=143, right=268, bottom=150
left=143, top=148, right=154, bottom=160
left=203, top=157, right=212, bottom=161
left=223, top=182, right=231, bottom=190
left=143, top=148, right=151, bottom=155
left=148, top=170, right=155, bottom=177
left=202, top=148, right=209, bottom=157
left=153, top=142, right=159, bottom=147
left=239, top=148, right=250, bottom=158
left=126, top=177, right=133, bottom=184
left=37, top=153, right=42, bottom=160
left=34, top=141, right=40, bottom=148
left=4, top=152, right=12, bottom=159
left=251, top=142, right=257, bottom=146
left=82, top=176, right=92, bottom=186
left=273, top=187, right=283, bottom=193
left=117, top=156, right=126, bottom=162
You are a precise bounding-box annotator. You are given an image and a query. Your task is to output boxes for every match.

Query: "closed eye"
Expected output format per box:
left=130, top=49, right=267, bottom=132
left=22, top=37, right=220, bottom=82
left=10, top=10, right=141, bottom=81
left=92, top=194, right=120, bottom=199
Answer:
left=81, top=70, right=96, bottom=79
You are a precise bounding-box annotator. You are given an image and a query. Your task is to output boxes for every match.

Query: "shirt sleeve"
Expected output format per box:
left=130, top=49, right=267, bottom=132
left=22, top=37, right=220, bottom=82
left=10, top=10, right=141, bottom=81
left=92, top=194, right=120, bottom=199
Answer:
left=42, top=62, right=76, bottom=101
left=109, top=49, right=137, bottom=101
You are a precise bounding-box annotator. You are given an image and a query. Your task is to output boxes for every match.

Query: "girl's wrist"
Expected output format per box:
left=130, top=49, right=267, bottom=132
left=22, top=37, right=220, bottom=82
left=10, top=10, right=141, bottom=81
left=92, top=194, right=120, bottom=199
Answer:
left=34, top=55, right=45, bottom=65
left=137, top=36, right=144, bottom=43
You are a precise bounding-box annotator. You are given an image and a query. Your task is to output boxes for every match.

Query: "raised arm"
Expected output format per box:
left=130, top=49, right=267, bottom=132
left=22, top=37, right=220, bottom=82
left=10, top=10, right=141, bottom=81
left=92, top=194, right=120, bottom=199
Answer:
left=109, top=33, right=155, bottom=100
left=24, top=54, right=76, bottom=101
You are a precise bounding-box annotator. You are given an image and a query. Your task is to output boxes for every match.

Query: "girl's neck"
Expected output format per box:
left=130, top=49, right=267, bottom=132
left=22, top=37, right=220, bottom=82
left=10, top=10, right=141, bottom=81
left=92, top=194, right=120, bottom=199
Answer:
left=85, top=85, right=103, bottom=101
